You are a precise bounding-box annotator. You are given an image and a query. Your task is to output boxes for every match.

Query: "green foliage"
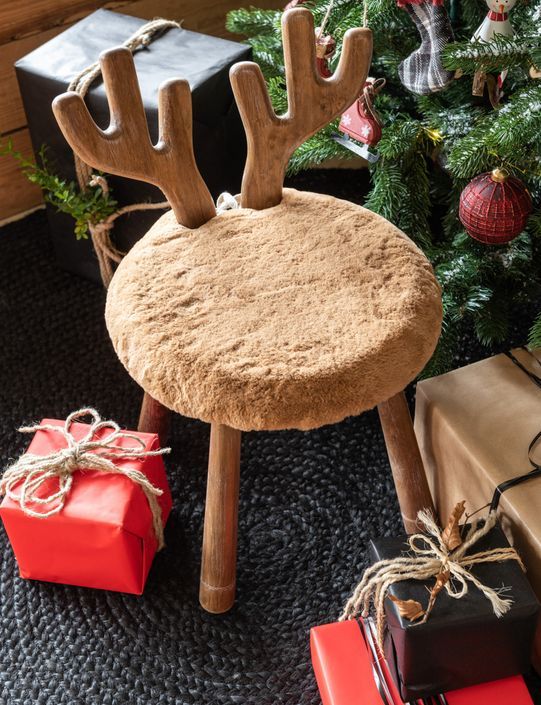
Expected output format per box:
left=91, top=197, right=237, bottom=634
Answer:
left=529, top=310, right=541, bottom=348
left=0, top=140, right=117, bottom=239
left=225, top=8, right=281, bottom=36
left=364, top=119, right=441, bottom=247
left=443, top=34, right=541, bottom=75
left=228, top=0, right=541, bottom=375
left=446, top=84, right=541, bottom=180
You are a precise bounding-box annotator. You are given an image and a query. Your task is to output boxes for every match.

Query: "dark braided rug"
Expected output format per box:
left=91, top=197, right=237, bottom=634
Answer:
left=0, top=171, right=539, bottom=704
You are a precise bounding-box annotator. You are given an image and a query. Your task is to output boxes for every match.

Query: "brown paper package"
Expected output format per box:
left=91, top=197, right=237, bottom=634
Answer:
left=415, top=348, right=541, bottom=672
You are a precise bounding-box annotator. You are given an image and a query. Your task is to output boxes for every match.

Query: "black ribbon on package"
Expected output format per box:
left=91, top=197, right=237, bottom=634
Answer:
left=15, top=9, right=251, bottom=282
left=370, top=524, right=540, bottom=701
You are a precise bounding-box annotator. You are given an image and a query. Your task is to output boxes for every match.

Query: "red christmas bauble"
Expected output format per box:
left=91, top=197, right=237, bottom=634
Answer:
left=459, top=168, right=532, bottom=245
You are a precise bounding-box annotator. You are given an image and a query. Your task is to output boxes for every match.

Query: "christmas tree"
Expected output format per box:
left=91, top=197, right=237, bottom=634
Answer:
left=227, top=0, right=541, bottom=375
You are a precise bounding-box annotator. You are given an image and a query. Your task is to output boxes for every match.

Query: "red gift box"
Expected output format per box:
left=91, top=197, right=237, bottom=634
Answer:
left=311, top=619, right=534, bottom=705
left=0, top=414, right=172, bottom=594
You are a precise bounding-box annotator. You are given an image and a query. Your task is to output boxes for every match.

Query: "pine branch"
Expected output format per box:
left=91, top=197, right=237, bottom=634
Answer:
left=226, top=8, right=281, bottom=37
left=473, top=297, right=509, bottom=345
left=287, top=124, right=347, bottom=174
left=446, top=84, right=541, bottom=179
left=529, top=310, right=541, bottom=348
left=246, top=34, right=285, bottom=77
left=421, top=291, right=462, bottom=377
left=443, top=35, right=541, bottom=75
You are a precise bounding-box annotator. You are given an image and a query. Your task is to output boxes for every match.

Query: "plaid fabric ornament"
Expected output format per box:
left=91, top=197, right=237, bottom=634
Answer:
left=398, top=0, right=455, bottom=95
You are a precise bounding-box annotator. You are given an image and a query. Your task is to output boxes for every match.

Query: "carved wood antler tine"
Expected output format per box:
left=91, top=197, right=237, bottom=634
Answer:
left=332, top=26, right=373, bottom=99
left=52, top=47, right=215, bottom=229
left=230, top=7, right=373, bottom=211
left=99, top=47, right=152, bottom=141
left=281, top=7, right=318, bottom=112
left=155, top=77, right=217, bottom=227
left=51, top=91, right=108, bottom=169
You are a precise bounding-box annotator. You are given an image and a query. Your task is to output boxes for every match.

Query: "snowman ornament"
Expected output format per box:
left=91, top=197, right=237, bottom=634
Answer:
left=472, top=0, right=517, bottom=102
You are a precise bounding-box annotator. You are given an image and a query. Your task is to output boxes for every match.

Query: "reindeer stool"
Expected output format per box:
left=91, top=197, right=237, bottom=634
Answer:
left=53, top=9, right=442, bottom=613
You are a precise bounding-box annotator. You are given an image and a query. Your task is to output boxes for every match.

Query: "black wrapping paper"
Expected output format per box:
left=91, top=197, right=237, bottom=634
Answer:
left=15, top=9, right=251, bottom=282
left=370, top=524, right=540, bottom=700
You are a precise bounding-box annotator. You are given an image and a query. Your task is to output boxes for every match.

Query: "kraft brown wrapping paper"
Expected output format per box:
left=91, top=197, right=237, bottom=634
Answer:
left=414, top=348, right=541, bottom=670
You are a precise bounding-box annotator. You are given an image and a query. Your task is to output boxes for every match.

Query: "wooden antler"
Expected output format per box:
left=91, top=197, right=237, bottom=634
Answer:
left=230, top=8, right=373, bottom=210
left=52, top=47, right=216, bottom=229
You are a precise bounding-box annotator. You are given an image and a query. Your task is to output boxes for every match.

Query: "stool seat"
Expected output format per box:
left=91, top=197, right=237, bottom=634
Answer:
left=105, top=189, right=442, bottom=431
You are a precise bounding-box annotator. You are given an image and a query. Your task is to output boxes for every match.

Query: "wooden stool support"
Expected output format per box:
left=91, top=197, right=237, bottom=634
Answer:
left=199, top=423, right=242, bottom=613
left=52, top=9, right=441, bottom=612
left=138, top=392, right=171, bottom=446
left=377, top=391, right=435, bottom=534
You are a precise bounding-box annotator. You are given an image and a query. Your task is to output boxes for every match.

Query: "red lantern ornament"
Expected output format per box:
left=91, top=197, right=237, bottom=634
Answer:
left=459, top=168, right=532, bottom=244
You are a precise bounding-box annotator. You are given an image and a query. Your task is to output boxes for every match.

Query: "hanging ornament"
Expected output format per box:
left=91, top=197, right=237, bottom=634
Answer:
left=459, top=168, right=532, bottom=245
left=333, top=78, right=386, bottom=163
left=471, top=71, right=502, bottom=109
left=530, top=64, right=541, bottom=79
left=471, top=0, right=517, bottom=103
left=473, top=0, right=516, bottom=42
left=397, top=0, right=455, bottom=95
left=315, top=26, right=336, bottom=77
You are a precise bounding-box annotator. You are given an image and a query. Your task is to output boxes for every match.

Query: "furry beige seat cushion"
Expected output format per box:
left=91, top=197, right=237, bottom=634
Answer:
left=106, top=189, right=442, bottom=431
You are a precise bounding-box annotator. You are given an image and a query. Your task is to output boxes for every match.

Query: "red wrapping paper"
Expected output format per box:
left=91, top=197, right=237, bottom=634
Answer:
left=311, top=619, right=534, bottom=705
left=0, top=419, right=172, bottom=594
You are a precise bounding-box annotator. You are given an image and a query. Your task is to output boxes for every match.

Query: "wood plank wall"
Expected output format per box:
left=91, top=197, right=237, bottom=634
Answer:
left=0, top=0, right=283, bottom=222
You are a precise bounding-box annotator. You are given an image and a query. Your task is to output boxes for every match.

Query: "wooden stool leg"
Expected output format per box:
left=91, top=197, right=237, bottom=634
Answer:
left=199, top=423, right=242, bottom=614
left=138, top=392, right=171, bottom=445
left=377, top=390, right=435, bottom=534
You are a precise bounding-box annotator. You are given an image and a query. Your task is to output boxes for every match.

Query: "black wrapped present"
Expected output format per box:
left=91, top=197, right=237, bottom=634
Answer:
left=15, top=9, right=250, bottom=283
left=368, top=523, right=540, bottom=701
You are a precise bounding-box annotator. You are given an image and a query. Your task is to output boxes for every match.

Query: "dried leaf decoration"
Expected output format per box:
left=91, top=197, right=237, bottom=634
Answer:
left=422, top=570, right=451, bottom=622
left=441, top=500, right=466, bottom=551
left=389, top=594, right=425, bottom=621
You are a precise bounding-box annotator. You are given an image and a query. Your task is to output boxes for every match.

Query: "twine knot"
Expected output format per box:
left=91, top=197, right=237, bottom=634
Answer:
left=340, top=508, right=524, bottom=650
left=0, top=408, right=171, bottom=550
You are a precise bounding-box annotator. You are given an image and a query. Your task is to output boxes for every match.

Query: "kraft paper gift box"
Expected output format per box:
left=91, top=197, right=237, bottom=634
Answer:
left=15, top=9, right=250, bottom=283
left=0, top=417, right=172, bottom=594
left=311, top=618, right=535, bottom=705
left=414, top=347, right=541, bottom=670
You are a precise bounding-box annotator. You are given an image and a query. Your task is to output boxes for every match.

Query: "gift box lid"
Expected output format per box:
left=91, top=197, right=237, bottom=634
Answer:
left=0, top=419, right=171, bottom=541
left=370, top=524, right=540, bottom=632
left=15, top=9, right=252, bottom=130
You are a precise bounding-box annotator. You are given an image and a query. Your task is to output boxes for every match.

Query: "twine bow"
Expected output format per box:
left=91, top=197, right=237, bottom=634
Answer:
left=0, top=409, right=170, bottom=550
left=340, top=508, right=524, bottom=650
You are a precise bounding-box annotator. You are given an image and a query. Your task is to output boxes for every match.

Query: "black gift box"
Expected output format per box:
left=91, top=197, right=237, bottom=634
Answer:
left=370, top=524, right=540, bottom=701
left=15, top=9, right=251, bottom=283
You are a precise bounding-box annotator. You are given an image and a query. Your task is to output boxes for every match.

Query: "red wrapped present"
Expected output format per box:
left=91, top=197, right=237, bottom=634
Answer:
left=311, top=618, right=534, bottom=705
left=0, top=409, right=172, bottom=594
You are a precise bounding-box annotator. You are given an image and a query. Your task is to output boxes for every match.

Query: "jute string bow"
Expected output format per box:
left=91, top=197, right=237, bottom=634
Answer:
left=340, top=507, right=524, bottom=650
left=68, top=18, right=180, bottom=287
left=0, top=408, right=170, bottom=549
